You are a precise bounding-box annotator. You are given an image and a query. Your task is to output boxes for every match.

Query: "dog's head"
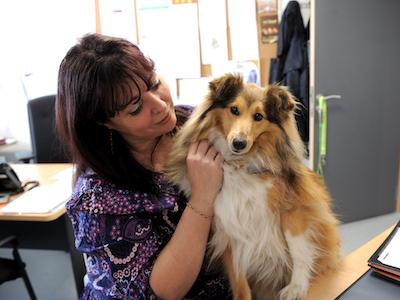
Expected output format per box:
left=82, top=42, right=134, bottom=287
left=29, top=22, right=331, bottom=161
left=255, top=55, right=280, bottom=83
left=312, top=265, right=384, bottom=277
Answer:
left=166, top=73, right=304, bottom=191
left=199, top=74, right=303, bottom=165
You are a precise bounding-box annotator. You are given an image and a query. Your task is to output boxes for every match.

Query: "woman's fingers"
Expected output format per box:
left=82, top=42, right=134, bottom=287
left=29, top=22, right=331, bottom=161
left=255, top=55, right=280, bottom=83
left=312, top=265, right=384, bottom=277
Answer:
left=215, top=152, right=224, bottom=164
left=205, top=146, right=217, bottom=160
left=188, top=141, right=198, bottom=155
left=195, top=140, right=210, bottom=156
left=188, top=140, right=223, bottom=163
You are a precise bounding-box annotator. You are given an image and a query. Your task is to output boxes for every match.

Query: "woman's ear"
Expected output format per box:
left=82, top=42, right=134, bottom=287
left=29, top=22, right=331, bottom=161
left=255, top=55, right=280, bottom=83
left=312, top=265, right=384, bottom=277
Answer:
left=265, top=85, right=296, bottom=124
left=100, top=120, right=113, bottom=130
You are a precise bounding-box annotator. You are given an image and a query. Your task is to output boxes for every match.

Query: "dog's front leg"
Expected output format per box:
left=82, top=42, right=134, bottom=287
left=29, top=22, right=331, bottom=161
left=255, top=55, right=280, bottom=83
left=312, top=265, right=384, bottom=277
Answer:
left=279, top=230, right=316, bottom=300
left=223, top=248, right=252, bottom=300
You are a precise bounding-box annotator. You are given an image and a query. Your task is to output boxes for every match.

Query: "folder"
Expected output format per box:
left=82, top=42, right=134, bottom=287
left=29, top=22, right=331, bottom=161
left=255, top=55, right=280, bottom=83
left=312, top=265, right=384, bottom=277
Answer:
left=367, top=220, right=400, bottom=283
left=337, top=221, right=400, bottom=299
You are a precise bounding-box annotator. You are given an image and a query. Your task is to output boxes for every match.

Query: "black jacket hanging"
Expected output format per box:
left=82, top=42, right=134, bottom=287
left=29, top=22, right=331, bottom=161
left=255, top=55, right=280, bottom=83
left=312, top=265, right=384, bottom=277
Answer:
left=269, top=1, right=309, bottom=144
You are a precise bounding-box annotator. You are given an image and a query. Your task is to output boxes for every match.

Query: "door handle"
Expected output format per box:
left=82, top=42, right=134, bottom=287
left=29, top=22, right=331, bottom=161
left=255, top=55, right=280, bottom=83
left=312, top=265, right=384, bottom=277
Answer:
left=319, top=94, right=342, bottom=100
left=316, top=94, right=342, bottom=121
left=315, top=94, right=342, bottom=175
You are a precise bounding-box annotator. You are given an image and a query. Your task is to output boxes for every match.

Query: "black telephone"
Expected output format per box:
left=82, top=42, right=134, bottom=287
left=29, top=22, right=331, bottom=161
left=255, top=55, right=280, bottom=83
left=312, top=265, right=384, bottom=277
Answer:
left=0, top=163, right=23, bottom=194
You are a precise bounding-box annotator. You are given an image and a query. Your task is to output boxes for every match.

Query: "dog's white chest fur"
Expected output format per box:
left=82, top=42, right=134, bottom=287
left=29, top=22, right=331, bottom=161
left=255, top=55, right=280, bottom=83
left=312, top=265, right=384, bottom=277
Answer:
left=209, top=165, right=290, bottom=284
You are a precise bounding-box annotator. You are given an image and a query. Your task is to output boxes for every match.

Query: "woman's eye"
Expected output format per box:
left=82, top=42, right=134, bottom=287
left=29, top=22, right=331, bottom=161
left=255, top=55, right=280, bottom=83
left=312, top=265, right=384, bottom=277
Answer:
left=254, top=113, right=263, bottom=121
left=149, top=79, right=161, bottom=91
left=129, top=100, right=143, bottom=116
left=230, top=106, right=240, bottom=116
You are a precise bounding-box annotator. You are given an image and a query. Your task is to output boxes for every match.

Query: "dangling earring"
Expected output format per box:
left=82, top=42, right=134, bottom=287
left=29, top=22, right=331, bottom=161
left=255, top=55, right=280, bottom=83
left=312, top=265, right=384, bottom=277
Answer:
left=109, top=129, right=114, bottom=156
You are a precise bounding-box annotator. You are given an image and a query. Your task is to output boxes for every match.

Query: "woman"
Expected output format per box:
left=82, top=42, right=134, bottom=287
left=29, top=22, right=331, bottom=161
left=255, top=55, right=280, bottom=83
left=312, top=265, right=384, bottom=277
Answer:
left=56, top=33, right=231, bottom=299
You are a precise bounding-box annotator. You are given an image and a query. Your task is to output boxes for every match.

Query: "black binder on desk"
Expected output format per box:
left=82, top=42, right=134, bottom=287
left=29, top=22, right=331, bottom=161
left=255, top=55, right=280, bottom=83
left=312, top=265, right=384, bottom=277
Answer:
left=336, top=269, right=400, bottom=299
left=367, top=221, right=400, bottom=282
left=337, top=221, right=400, bottom=299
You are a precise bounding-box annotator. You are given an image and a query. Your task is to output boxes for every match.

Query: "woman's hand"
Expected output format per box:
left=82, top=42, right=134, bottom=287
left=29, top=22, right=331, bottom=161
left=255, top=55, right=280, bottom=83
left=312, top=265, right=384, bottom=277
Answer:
left=186, top=140, right=224, bottom=213
left=151, top=140, right=224, bottom=299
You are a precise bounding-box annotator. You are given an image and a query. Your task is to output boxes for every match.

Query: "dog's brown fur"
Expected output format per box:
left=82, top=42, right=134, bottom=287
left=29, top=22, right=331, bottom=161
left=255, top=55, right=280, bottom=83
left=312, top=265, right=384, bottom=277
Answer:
left=166, top=74, right=341, bottom=300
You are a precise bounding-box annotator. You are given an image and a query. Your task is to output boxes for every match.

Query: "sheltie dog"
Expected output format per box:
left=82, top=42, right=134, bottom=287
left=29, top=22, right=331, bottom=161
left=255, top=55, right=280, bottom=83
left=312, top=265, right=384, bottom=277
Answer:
left=166, top=74, right=341, bottom=300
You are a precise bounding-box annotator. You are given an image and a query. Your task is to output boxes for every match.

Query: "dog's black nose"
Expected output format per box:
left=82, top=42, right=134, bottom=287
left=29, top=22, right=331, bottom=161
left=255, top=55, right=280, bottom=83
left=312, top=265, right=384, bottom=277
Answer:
left=232, top=138, right=247, bottom=151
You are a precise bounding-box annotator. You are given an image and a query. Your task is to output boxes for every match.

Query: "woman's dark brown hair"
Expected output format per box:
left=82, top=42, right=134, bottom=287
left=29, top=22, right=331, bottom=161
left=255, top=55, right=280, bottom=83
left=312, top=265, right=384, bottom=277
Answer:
left=56, top=33, right=158, bottom=193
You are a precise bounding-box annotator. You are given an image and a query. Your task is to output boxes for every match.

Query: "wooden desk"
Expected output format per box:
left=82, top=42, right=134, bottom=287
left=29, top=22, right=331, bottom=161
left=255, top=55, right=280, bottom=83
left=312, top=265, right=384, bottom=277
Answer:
left=0, top=163, right=72, bottom=221
left=307, top=226, right=395, bottom=299
left=0, top=163, right=85, bottom=296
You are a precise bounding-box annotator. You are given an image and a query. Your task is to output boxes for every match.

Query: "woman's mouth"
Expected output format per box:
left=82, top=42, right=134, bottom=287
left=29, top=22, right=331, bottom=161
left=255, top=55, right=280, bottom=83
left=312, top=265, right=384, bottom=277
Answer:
left=157, top=111, right=171, bottom=125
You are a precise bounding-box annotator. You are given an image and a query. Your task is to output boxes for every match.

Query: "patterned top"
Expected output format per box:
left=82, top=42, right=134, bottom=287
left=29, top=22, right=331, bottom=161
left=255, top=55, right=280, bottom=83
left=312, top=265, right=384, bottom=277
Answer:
left=66, top=106, right=231, bottom=300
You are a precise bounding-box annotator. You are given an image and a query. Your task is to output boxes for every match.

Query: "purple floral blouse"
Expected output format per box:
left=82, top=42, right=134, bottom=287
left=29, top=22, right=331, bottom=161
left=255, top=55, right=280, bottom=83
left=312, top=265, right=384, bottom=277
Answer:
left=66, top=107, right=231, bottom=300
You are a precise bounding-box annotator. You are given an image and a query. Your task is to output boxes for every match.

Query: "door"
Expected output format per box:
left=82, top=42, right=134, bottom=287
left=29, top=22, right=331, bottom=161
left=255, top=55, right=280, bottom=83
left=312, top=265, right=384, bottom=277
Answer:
left=310, top=0, right=400, bottom=223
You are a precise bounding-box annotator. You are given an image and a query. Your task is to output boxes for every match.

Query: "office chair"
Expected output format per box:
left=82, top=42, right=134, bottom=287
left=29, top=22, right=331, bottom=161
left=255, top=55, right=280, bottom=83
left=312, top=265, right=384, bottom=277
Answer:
left=0, top=235, right=37, bottom=300
left=28, top=96, right=86, bottom=294
left=27, top=95, right=69, bottom=163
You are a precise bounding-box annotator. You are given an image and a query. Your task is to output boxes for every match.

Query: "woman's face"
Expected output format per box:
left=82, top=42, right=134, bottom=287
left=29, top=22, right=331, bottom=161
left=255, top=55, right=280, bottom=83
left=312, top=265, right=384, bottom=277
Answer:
left=105, top=75, right=177, bottom=144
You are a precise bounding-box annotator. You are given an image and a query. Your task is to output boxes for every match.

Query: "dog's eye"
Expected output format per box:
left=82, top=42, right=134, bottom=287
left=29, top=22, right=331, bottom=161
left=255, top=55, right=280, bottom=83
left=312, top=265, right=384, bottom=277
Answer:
left=254, top=113, right=264, bottom=121
left=230, top=106, right=240, bottom=116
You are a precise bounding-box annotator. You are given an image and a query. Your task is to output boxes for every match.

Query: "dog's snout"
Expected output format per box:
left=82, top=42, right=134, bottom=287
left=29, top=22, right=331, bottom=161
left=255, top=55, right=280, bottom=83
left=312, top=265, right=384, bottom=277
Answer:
left=232, top=138, right=247, bottom=151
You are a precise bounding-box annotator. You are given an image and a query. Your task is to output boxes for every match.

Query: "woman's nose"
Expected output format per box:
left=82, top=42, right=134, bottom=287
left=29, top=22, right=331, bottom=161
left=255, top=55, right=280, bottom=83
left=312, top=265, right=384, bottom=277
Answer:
left=148, top=93, right=167, bottom=114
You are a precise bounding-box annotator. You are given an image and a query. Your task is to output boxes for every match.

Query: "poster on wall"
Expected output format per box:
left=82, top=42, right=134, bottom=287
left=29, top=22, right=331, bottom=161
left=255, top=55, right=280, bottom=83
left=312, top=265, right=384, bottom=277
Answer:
left=198, top=0, right=228, bottom=65
left=227, top=0, right=259, bottom=61
left=137, top=0, right=200, bottom=79
left=98, top=0, right=137, bottom=43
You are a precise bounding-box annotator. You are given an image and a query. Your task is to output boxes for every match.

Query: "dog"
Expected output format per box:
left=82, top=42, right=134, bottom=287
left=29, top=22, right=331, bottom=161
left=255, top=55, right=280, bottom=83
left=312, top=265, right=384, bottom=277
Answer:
left=166, top=74, right=341, bottom=300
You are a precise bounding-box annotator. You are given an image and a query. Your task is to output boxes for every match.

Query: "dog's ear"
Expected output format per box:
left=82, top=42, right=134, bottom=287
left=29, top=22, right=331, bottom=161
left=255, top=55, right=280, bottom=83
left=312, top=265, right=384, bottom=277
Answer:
left=265, top=85, right=296, bottom=124
left=209, top=73, right=243, bottom=104
left=200, top=73, right=243, bottom=120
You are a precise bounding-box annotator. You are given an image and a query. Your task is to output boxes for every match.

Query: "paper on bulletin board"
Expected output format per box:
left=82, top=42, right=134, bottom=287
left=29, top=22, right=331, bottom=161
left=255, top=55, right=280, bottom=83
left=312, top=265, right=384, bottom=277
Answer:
left=137, top=0, right=200, bottom=79
left=98, top=0, right=138, bottom=43
left=198, top=0, right=228, bottom=65
left=227, top=0, right=259, bottom=61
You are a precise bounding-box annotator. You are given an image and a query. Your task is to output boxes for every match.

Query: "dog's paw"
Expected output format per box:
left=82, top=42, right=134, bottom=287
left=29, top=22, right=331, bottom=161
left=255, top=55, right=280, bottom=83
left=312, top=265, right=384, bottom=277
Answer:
left=278, top=283, right=307, bottom=300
